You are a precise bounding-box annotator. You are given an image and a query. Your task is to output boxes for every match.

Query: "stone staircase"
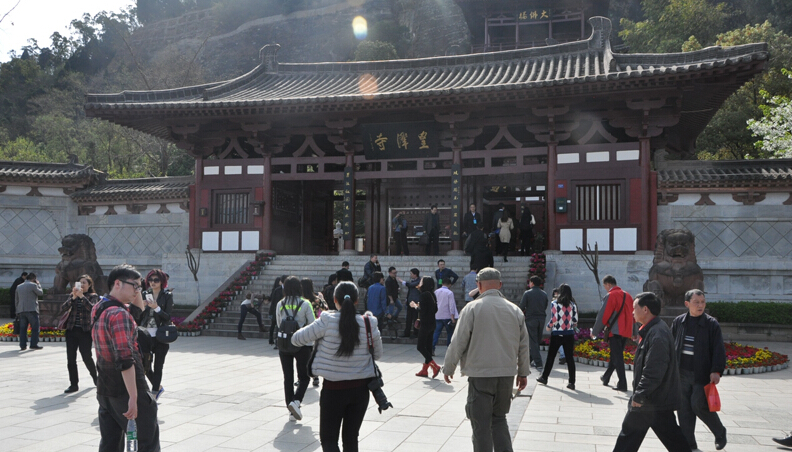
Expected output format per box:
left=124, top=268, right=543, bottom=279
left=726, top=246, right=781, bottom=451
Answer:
left=202, top=254, right=533, bottom=341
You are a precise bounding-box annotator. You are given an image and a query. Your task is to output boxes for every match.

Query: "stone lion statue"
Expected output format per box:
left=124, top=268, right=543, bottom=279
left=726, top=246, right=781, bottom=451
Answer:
left=643, top=229, right=704, bottom=307
left=53, top=234, right=108, bottom=294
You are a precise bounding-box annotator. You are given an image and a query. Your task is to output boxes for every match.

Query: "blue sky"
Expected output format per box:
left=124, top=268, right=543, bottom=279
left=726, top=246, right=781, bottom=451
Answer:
left=0, top=0, right=134, bottom=61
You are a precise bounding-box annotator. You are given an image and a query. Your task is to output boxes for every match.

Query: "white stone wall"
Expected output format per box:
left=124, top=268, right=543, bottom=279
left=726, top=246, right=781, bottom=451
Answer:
left=658, top=193, right=792, bottom=302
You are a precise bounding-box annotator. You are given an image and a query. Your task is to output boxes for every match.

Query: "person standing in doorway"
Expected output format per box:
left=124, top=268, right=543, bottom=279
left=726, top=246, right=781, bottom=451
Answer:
left=612, top=292, right=690, bottom=452
left=392, top=211, right=409, bottom=256
left=594, top=275, right=636, bottom=392
left=443, top=268, right=530, bottom=452
left=462, top=203, right=482, bottom=241
left=15, top=272, right=43, bottom=351
left=519, top=276, right=548, bottom=371
left=423, top=205, right=440, bottom=256
left=671, top=289, right=727, bottom=451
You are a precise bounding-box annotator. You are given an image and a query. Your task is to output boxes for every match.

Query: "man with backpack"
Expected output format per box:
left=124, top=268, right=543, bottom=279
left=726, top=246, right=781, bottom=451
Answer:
left=276, top=276, right=316, bottom=421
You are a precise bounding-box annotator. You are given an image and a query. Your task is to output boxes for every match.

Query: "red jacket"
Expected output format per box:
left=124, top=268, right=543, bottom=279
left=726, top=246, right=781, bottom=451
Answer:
left=602, top=286, right=634, bottom=338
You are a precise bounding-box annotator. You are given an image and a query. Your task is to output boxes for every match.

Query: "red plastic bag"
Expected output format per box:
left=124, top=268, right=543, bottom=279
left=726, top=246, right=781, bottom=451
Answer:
left=704, top=383, right=721, bottom=412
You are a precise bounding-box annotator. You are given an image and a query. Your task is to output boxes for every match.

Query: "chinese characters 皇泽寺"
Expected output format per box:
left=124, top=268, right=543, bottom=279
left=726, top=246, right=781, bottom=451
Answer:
left=418, top=131, right=429, bottom=149
left=397, top=132, right=409, bottom=150
left=375, top=133, right=388, bottom=151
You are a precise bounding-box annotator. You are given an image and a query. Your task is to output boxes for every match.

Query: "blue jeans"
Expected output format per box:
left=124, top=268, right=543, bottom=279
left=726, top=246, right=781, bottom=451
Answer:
left=18, top=311, right=39, bottom=349
left=432, top=319, right=455, bottom=351
left=388, top=299, right=403, bottom=319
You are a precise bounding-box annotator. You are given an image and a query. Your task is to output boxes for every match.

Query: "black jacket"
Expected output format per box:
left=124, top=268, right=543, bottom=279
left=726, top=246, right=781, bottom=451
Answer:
left=462, top=211, right=482, bottom=235
left=363, top=261, right=381, bottom=281
left=631, top=317, right=680, bottom=411
left=336, top=268, right=353, bottom=282
left=465, top=229, right=487, bottom=256
left=269, top=286, right=283, bottom=316
left=671, top=312, right=726, bottom=384
left=140, top=289, right=173, bottom=328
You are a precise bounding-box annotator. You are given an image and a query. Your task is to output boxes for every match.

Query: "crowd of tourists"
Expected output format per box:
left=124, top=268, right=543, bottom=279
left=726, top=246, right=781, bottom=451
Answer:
left=11, top=253, right=792, bottom=452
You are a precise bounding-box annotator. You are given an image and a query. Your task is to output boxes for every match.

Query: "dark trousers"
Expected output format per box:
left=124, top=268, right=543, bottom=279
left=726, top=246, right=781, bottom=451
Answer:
left=603, top=335, right=628, bottom=389
left=146, top=340, right=169, bottom=391
left=497, top=241, right=510, bottom=259
left=613, top=408, right=691, bottom=452
left=678, top=369, right=725, bottom=449
left=319, top=383, right=370, bottom=452
left=519, top=229, right=533, bottom=255
left=238, top=304, right=264, bottom=334
left=269, top=316, right=278, bottom=344
left=540, top=334, right=576, bottom=384
left=425, top=229, right=440, bottom=255
left=466, top=376, right=514, bottom=452
left=66, top=327, right=97, bottom=386
left=97, top=392, right=160, bottom=452
left=403, top=306, right=419, bottom=337
left=18, top=311, right=39, bottom=348
left=525, top=317, right=544, bottom=367
left=417, top=329, right=433, bottom=363
left=280, top=346, right=311, bottom=405
left=395, top=230, right=409, bottom=255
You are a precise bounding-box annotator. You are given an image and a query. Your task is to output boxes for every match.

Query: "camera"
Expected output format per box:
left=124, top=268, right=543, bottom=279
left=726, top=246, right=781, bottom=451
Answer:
left=367, top=375, right=393, bottom=413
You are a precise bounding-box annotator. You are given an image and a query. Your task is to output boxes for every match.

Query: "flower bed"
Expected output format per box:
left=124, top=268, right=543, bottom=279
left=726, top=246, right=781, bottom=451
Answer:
left=0, top=323, right=65, bottom=341
left=527, top=253, right=546, bottom=287
left=571, top=336, right=789, bottom=374
left=177, top=252, right=275, bottom=335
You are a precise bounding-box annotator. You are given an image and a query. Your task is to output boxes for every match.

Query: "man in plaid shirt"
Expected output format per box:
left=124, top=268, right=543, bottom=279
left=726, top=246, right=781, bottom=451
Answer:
left=92, top=264, right=160, bottom=452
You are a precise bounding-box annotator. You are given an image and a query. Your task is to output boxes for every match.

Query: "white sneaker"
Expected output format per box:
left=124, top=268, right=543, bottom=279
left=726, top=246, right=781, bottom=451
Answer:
left=288, top=400, right=302, bottom=420
left=288, top=414, right=296, bottom=422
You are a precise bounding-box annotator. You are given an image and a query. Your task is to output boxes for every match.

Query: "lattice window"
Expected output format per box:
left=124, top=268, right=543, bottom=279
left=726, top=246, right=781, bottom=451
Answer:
left=576, top=184, right=620, bottom=221
left=215, top=192, right=249, bottom=225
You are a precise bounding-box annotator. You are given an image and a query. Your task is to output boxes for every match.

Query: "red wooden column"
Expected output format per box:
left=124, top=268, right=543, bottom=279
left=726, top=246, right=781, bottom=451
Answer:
left=546, top=141, right=558, bottom=250
left=261, top=151, right=273, bottom=250
left=639, top=136, right=651, bottom=250
left=451, top=147, right=462, bottom=251
left=344, top=151, right=356, bottom=251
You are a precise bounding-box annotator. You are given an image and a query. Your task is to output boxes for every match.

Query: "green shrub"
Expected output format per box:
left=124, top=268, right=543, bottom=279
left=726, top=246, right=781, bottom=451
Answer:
left=0, top=288, right=10, bottom=306
left=707, top=301, right=792, bottom=325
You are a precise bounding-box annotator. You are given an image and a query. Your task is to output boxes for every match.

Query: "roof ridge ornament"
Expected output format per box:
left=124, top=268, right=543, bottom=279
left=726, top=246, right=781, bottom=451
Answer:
left=260, top=44, right=280, bottom=74
left=588, top=16, right=614, bottom=74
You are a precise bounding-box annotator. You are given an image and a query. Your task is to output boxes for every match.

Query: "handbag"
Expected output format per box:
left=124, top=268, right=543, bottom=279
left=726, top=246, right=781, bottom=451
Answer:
left=57, top=308, right=72, bottom=330
left=704, top=383, right=721, bottom=412
left=414, top=318, right=421, bottom=330
left=602, top=293, right=626, bottom=339
left=155, top=323, right=179, bottom=343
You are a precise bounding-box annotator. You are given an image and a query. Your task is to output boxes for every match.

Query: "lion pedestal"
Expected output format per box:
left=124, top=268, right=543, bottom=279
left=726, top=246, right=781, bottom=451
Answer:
left=643, top=229, right=704, bottom=314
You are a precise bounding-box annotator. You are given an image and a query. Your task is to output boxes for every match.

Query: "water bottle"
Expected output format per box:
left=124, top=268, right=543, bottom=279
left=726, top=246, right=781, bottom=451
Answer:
left=126, top=419, right=137, bottom=452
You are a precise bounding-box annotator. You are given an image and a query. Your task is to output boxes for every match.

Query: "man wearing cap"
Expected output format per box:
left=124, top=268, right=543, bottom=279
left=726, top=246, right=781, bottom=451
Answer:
left=443, top=268, right=530, bottom=452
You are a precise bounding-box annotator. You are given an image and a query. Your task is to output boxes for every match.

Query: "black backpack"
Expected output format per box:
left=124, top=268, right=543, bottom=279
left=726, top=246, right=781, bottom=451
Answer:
left=277, top=301, right=303, bottom=354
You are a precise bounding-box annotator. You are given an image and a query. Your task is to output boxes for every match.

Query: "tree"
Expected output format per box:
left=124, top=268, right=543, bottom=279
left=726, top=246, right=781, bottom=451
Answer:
left=619, top=0, right=731, bottom=52
left=696, top=22, right=792, bottom=159
left=353, top=41, right=398, bottom=62
left=748, top=70, right=792, bottom=158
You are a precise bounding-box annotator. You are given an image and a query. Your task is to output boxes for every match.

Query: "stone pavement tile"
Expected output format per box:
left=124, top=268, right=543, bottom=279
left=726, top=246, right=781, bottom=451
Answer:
left=161, top=433, right=230, bottom=452
left=406, top=425, right=456, bottom=444
left=357, top=429, right=412, bottom=451
left=207, top=419, right=262, bottom=437
left=513, top=430, right=555, bottom=443
left=392, top=441, right=443, bottom=452
left=377, top=415, right=425, bottom=433
left=15, top=432, right=94, bottom=452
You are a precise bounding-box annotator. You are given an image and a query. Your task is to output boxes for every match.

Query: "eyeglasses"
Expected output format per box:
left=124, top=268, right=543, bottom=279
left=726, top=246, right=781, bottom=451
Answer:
left=120, top=280, right=143, bottom=292
left=148, top=278, right=161, bottom=283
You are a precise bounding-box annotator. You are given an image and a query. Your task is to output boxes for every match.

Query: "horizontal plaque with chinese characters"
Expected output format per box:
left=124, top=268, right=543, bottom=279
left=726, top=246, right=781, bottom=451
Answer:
left=361, top=122, right=439, bottom=160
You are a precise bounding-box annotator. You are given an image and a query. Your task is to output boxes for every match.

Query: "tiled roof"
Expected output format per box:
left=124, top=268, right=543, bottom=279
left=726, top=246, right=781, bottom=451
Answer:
left=84, top=17, right=768, bottom=113
left=71, top=176, right=194, bottom=203
left=0, top=161, right=99, bottom=185
left=658, top=159, right=792, bottom=188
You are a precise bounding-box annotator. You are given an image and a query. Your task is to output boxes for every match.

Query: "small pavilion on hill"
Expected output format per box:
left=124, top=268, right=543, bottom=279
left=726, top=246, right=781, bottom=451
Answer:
left=84, top=17, right=768, bottom=256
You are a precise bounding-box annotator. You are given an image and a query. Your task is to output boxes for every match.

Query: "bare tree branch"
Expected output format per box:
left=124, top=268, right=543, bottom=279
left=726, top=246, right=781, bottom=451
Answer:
left=0, top=0, right=21, bottom=25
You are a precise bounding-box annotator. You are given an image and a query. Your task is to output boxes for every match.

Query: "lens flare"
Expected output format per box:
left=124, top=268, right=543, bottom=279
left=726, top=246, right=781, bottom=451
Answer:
left=352, top=16, right=368, bottom=40
left=358, top=73, right=378, bottom=99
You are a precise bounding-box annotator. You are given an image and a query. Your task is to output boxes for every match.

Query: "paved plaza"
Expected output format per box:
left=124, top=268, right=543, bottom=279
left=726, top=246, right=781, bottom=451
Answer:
left=1, top=328, right=791, bottom=452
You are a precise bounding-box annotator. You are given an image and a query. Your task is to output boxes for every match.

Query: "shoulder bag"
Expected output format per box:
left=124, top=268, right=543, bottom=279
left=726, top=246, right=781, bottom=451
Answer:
left=602, top=293, right=626, bottom=338
left=57, top=300, right=72, bottom=330
left=156, top=323, right=179, bottom=343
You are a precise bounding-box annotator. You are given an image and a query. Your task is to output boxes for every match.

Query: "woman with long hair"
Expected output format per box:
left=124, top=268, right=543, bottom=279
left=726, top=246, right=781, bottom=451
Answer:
left=497, top=209, right=514, bottom=262
left=60, top=274, right=99, bottom=393
left=269, top=275, right=286, bottom=346
left=140, top=269, right=173, bottom=399
left=292, top=282, right=383, bottom=452
left=536, top=283, right=578, bottom=390
left=410, top=276, right=440, bottom=378
left=301, top=277, right=326, bottom=387
left=519, top=205, right=535, bottom=256
left=277, top=276, right=316, bottom=421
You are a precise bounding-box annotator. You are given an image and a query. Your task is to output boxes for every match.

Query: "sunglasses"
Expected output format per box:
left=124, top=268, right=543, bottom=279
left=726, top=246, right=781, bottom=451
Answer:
left=148, top=278, right=161, bottom=283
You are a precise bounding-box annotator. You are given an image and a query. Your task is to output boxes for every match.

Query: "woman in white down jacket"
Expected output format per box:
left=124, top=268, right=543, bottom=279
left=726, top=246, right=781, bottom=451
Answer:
left=292, top=281, right=383, bottom=452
